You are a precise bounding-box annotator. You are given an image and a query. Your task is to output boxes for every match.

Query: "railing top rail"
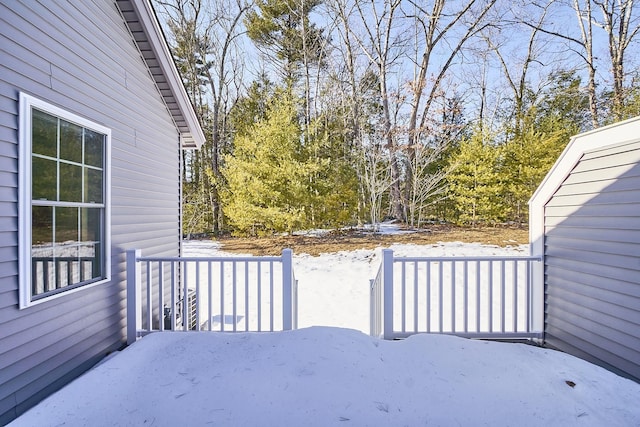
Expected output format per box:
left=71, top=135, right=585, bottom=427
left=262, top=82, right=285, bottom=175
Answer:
left=136, top=255, right=284, bottom=263
left=393, top=255, right=541, bottom=263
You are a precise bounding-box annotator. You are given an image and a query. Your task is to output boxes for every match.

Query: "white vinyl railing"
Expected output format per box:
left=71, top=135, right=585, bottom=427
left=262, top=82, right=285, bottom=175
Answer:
left=369, top=265, right=383, bottom=339
left=371, top=249, right=542, bottom=340
left=127, top=248, right=297, bottom=344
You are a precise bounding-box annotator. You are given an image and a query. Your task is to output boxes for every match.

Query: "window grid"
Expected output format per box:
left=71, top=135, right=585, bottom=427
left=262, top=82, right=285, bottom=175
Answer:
left=30, top=111, right=106, bottom=299
left=19, top=93, right=111, bottom=308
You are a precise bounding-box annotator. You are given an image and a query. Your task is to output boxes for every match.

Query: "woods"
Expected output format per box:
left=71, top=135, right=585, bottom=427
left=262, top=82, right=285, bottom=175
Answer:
left=155, top=0, right=640, bottom=236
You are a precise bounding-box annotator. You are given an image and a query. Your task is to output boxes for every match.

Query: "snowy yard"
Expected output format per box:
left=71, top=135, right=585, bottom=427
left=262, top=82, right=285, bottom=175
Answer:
left=10, top=239, right=640, bottom=426
left=184, top=238, right=532, bottom=334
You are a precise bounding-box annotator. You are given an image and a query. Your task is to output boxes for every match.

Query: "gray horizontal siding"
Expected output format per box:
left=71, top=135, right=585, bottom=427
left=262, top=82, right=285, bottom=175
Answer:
left=1, top=0, right=183, bottom=423
left=544, top=139, right=640, bottom=382
left=578, top=142, right=640, bottom=166
left=552, top=174, right=640, bottom=197
left=545, top=256, right=635, bottom=283
left=546, top=247, right=639, bottom=277
left=545, top=321, right=640, bottom=380
left=545, top=225, right=640, bottom=244
left=546, top=298, right=640, bottom=357
left=545, top=214, right=640, bottom=230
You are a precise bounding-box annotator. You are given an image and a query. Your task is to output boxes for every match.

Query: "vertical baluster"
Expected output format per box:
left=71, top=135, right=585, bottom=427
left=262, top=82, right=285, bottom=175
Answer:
left=526, top=259, right=532, bottom=333
left=488, top=260, right=493, bottom=332
left=183, top=260, right=189, bottom=330
left=158, top=261, right=164, bottom=331
left=500, top=260, right=506, bottom=333
left=170, top=261, right=176, bottom=330
left=513, top=260, right=518, bottom=332
left=245, top=261, right=249, bottom=332
left=476, top=260, right=481, bottom=333
left=413, top=262, right=418, bottom=333
left=36, top=260, right=43, bottom=294
left=438, top=261, right=443, bottom=333
left=269, top=261, right=274, bottom=331
left=426, top=261, right=430, bottom=332
left=67, top=259, right=72, bottom=286
left=463, top=260, right=468, bottom=333
left=451, top=261, right=456, bottom=332
left=220, top=261, right=225, bottom=332
left=208, top=261, right=213, bottom=331
left=55, top=259, right=60, bottom=289
left=257, top=262, right=262, bottom=332
left=232, top=261, right=237, bottom=332
left=401, top=261, right=406, bottom=333
left=146, top=260, right=152, bottom=331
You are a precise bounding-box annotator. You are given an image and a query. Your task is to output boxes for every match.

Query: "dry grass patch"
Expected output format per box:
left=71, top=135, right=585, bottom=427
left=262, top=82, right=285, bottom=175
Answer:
left=214, top=225, right=529, bottom=256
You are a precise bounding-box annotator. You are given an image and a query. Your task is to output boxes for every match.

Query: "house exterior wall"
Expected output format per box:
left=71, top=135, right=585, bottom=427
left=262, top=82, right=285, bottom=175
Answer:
left=0, top=1, right=183, bottom=422
left=543, top=139, right=640, bottom=382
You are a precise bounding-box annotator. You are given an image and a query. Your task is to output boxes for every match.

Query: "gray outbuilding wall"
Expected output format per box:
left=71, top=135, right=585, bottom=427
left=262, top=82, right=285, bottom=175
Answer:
left=530, top=119, right=640, bottom=382
left=0, top=1, right=193, bottom=422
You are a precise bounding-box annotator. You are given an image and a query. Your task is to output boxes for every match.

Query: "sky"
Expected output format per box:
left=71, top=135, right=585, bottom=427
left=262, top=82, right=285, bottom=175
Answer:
left=9, top=234, right=640, bottom=426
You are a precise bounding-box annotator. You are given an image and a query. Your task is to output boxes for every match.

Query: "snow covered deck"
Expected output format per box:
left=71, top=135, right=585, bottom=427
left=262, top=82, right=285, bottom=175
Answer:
left=10, top=242, right=640, bottom=425
left=10, top=327, right=640, bottom=426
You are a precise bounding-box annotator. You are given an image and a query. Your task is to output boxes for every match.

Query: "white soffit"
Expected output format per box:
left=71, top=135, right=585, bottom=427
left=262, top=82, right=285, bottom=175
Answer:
left=118, top=0, right=205, bottom=149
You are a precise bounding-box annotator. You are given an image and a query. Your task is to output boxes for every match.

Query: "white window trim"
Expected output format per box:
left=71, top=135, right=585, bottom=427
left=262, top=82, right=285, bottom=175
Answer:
left=19, top=93, right=112, bottom=309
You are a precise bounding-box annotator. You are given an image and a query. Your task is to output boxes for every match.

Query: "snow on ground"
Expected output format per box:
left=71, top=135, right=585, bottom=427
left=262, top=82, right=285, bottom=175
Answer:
left=184, top=237, right=529, bottom=333
left=10, top=234, right=640, bottom=426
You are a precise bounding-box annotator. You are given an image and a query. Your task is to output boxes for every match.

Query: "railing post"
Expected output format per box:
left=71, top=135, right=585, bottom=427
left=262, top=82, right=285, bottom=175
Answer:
left=282, top=248, right=293, bottom=330
left=530, top=256, right=544, bottom=340
left=382, top=249, right=394, bottom=340
left=126, top=249, right=142, bottom=345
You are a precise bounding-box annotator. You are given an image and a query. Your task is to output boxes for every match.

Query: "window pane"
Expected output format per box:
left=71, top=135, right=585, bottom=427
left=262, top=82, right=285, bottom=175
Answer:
left=81, top=208, right=102, bottom=280
left=80, top=207, right=101, bottom=242
left=59, top=162, right=82, bottom=202
left=32, top=156, right=57, bottom=200
left=59, top=119, right=83, bottom=164
left=85, top=168, right=103, bottom=203
left=32, top=109, right=57, bottom=158
left=84, top=129, right=104, bottom=168
left=55, top=206, right=78, bottom=243
left=32, top=205, right=53, bottom=245
left=55, top=207, right=80, bottom=287
left=32, top=206, right=54, bottom=295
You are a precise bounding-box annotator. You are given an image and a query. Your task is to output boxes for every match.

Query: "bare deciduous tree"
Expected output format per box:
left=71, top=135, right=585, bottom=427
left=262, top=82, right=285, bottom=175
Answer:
left=483, top=0, right=553, bottom=136
left=402, top=0, right=496, bottom=226
left=529, top=0, right=640, bottom=126
left=358, top=140, right=393, bottom=231
left=350, top=0, right=407, bottom=221
left=593, top=0, right=640, bottom=120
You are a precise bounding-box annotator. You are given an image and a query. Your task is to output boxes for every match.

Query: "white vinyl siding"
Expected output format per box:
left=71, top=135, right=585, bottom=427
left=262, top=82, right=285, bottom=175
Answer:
left=543, top=140, right=640, bottom=382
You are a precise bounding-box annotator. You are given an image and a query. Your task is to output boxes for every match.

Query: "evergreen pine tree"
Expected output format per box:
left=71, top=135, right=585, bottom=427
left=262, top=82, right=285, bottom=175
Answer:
left=222, top=91, right=318, bottom=235
left=448, top=129, right=507, bottom=226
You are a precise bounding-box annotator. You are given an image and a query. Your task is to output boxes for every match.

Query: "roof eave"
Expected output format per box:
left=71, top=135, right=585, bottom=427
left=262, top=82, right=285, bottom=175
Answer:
left=122, top=0, right=205, bottom=149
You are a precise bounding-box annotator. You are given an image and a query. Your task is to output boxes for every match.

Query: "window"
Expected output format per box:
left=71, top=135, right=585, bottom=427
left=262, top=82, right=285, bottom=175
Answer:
left=19, top=93, right=111, bottom=308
